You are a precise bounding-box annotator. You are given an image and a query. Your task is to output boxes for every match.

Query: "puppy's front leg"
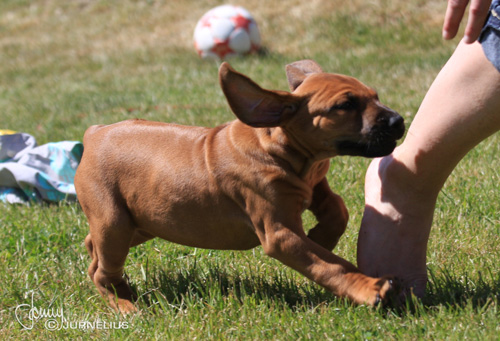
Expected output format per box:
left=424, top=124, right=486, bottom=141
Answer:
left=307, top=178, right=349, bottom=251
left=252, top=196, right=394, bottom=306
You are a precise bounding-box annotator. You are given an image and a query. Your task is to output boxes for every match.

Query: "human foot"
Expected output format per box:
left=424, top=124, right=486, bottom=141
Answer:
left=357, top=152, right=438, bottom=298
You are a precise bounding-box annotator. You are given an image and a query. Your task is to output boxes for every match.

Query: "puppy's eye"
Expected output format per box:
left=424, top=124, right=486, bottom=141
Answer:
left=330, top=100, right=355, bottom=111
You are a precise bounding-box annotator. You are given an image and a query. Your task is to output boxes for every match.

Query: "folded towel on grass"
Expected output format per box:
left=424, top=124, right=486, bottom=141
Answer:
left=0, top=132, right=83, bottom=204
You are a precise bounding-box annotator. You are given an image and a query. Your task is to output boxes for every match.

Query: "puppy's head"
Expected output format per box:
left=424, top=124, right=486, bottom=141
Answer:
left=219, top=60, right=404, bottom=158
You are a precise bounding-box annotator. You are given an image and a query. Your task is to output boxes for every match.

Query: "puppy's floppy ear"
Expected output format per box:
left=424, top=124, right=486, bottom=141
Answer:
left=285, top=59, right=324, bottom=91
left=219, top=62, right=299, bottom=128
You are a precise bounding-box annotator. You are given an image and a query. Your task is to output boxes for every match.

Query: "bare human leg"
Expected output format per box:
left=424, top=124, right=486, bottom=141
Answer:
left=357, top=40, right=500, bottom=297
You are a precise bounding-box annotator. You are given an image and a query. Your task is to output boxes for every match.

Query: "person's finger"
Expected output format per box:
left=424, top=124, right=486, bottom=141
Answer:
left=463, top=0, right=491, bottom=43
left=443, top=0, right=469, bottom=40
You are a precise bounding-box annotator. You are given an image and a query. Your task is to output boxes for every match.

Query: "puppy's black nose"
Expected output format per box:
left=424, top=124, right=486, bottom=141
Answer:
left=388, top=115, right=404, bottom=129
left=388, top=114, right=405, bottom=139
left=377, top=112, right=405, bottom=139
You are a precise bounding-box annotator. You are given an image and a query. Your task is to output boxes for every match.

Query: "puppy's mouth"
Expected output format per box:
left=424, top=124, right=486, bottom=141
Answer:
left=336, top=115, right=405, bottom=158
left=336, top=139, right=398, bottom=158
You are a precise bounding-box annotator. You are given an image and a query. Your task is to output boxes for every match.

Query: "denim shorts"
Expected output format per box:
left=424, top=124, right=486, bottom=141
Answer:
left=479, top=0, right=500, bottom=72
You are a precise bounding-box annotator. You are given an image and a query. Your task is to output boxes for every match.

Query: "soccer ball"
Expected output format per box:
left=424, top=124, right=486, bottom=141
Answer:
left=194, top=5, right=261, bottom=59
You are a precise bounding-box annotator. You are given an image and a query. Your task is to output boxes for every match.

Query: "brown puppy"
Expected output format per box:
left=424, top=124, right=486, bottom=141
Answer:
left=75, top=60, right=405, bottom=313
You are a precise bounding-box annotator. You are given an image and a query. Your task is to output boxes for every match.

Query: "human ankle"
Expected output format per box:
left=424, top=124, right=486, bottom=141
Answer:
left=378, top=149, right=441, bottom=204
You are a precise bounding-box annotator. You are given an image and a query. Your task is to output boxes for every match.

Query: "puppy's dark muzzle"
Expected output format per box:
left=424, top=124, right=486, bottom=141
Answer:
left=337, top=111, right=405, bottom=158
left=377, top=113, right=405, bottom=140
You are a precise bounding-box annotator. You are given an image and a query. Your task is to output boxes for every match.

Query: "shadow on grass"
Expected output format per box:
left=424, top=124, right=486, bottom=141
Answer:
left=423, top=268, right=500, bottom=309
left=384, top=268, right=500, bottom=317
left=131, top=261, right=340, bottom=314
left=127, top=260, right=499, bottom=316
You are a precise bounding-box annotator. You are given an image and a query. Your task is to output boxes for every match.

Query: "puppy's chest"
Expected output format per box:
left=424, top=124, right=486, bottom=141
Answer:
left=301, top=161, right=331, bottom=187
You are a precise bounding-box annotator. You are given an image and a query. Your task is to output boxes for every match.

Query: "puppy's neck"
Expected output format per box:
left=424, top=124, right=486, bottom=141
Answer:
left=257, top=126, right=330, bottom=182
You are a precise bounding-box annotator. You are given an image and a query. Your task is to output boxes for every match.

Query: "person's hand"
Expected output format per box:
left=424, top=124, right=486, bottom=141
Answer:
left=442, top=0, right=492, bottom=43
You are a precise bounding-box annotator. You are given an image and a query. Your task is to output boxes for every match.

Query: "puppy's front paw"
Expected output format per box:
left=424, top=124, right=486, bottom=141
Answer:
left=371, top=276, right=401, bottom=307
left=345, top=273, right=400, bottom=306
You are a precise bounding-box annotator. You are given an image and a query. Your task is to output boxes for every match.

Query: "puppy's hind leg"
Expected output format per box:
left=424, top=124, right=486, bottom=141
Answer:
left=88, top=210, right=139, bottom=314
left=85, top=233, right=97, bottom=282
left=307, top=178, right=349, bottom=251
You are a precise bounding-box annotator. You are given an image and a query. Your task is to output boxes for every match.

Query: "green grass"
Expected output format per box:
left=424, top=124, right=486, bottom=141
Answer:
left=1, top=0, right=499, bottom=338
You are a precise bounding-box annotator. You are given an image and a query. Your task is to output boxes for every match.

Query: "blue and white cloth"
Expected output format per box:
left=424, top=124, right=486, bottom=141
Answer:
left=0, top=132, right=83, bottom=204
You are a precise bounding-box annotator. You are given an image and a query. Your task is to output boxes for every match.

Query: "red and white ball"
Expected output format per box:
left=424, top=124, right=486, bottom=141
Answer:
left=194, top=5, right=261, bottom=59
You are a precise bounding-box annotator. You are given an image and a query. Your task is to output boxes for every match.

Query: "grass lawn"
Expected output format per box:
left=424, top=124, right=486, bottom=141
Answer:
left=1, top=0, right=499, bottom=338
